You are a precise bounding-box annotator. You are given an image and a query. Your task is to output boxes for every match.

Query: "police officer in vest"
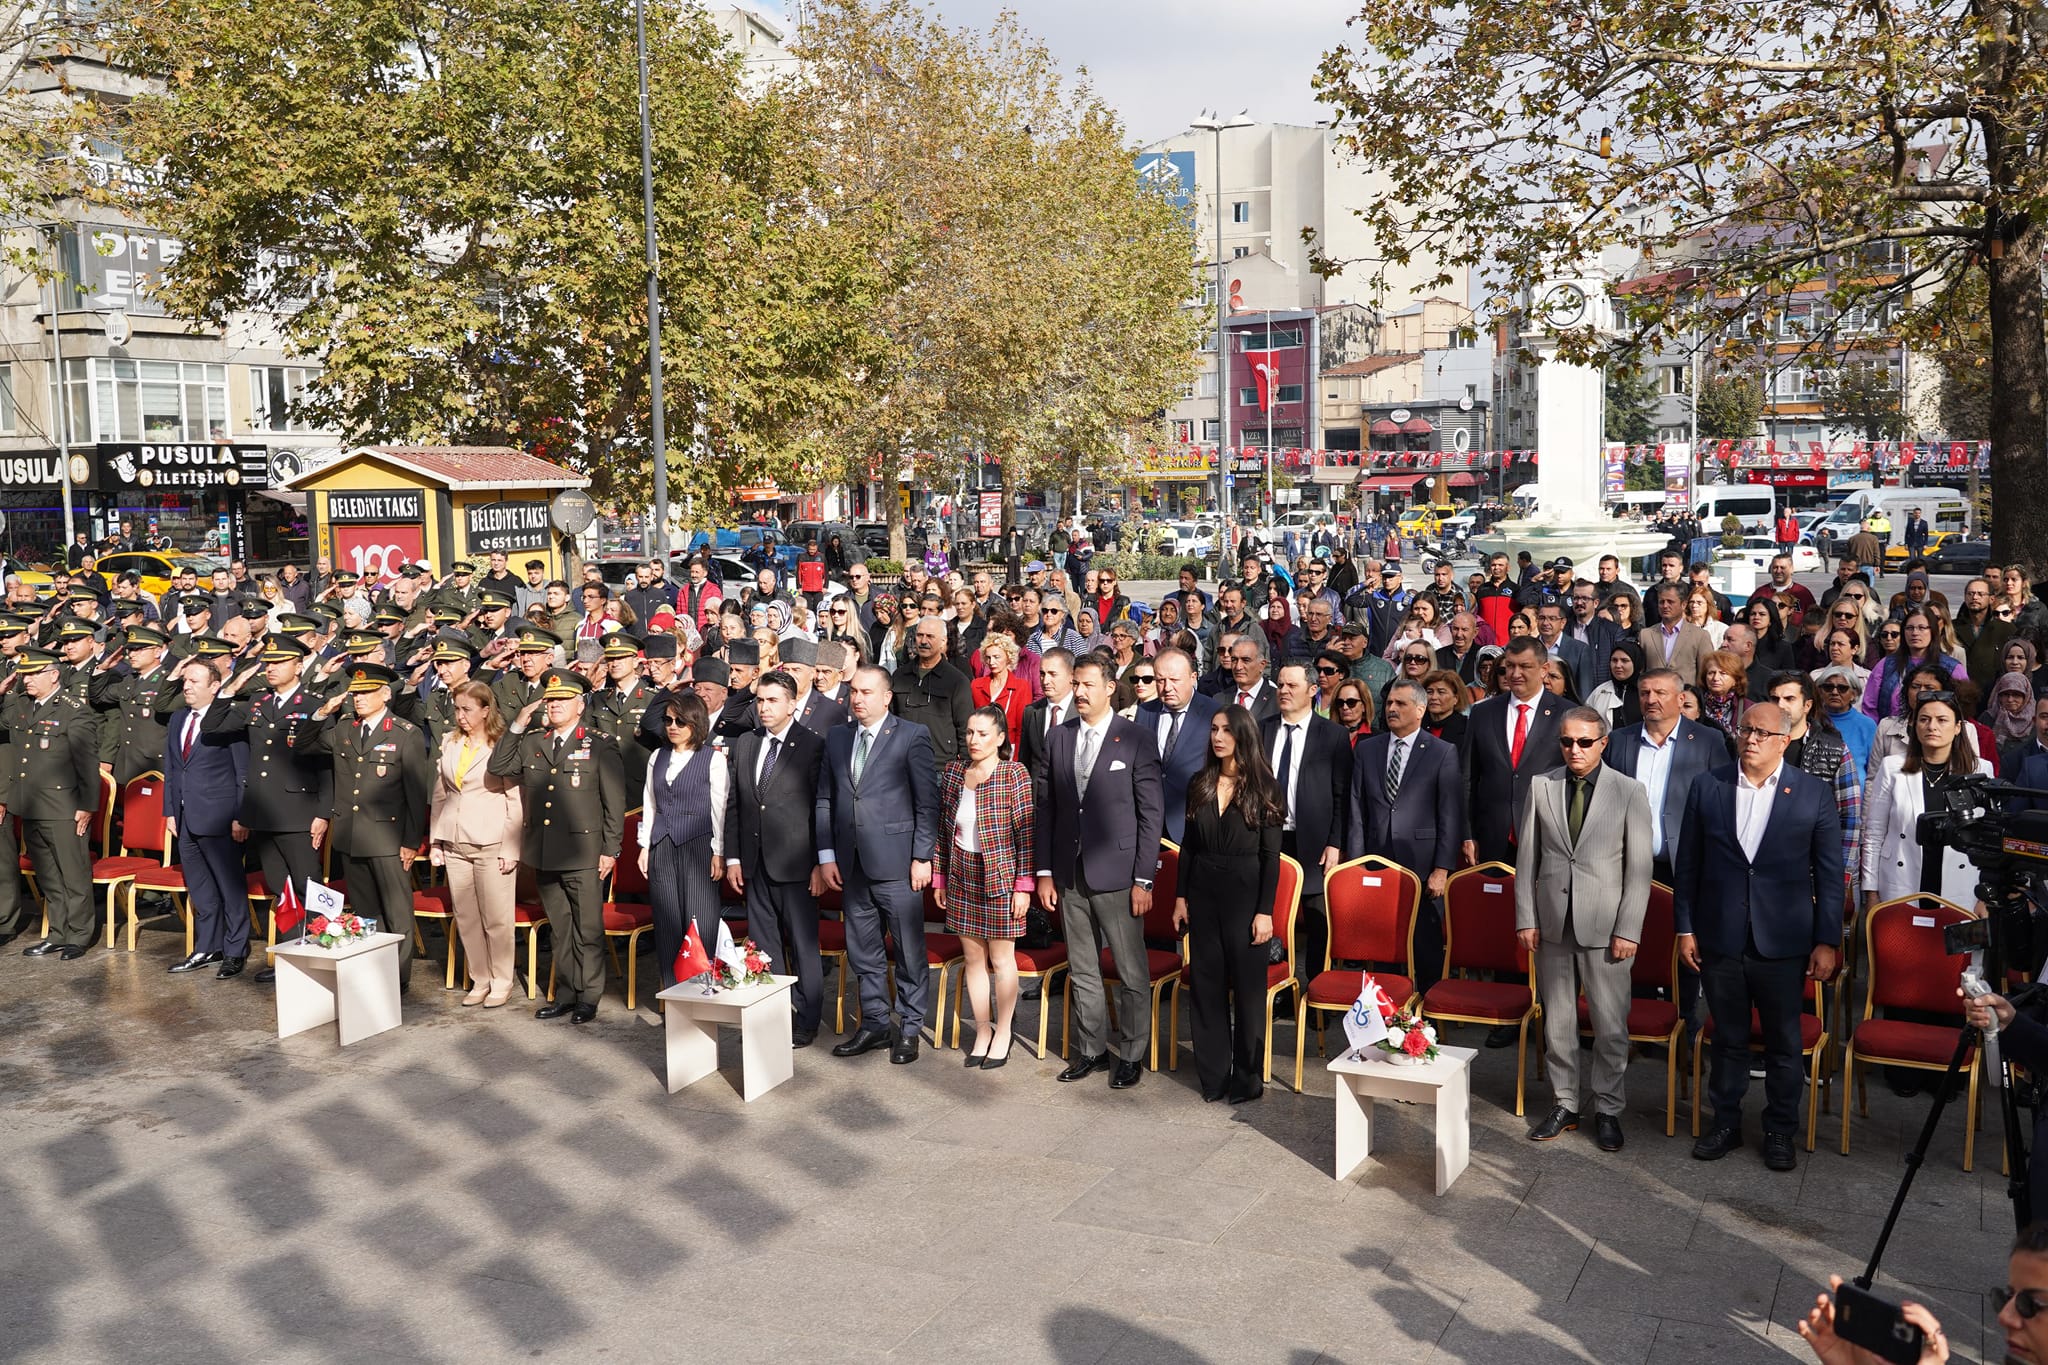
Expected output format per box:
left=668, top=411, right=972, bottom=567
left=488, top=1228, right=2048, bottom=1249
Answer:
left=490, top=668, right=625, bottom=1023
left=291, top=661, right=433, bottom=989
left=10, top=648, right=101, bottom=958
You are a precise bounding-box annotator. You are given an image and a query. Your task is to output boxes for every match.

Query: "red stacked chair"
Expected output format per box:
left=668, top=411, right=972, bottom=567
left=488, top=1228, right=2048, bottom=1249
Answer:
left=1576, top=881, right=1685, bottom=1135
left=1297, top=856, right=1421, bottom=1083
left=1422, top=862, right=1536, bottom=1115
left=1070, top=841, right=1185, bottom=1071
left=1841, top=895, right=1978, bottom=1169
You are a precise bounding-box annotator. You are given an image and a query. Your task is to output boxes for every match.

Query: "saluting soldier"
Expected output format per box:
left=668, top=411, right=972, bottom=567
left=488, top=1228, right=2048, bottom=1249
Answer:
left=489, top=667, right=624, bottom=1023
left=436, top=561, right=481, bottom=617
left=290, top=661, right=433, bottom=989
left=88, top=624, right=180, bottom=785
left=394, top=630, right=476, bottom=749
left=468, top=588, right=520, bottom=655
left=492, top=624, right=555, bottom=722
left=9, top=648, right=102, bottom=959
left=589, top=633, right=660, bottom=795
left=203, top=633, right=334, bottom=982
left=714, top=638, right=761, bottom=741
left=52, top=616, right=101, bottom=702
left=0, top=616, right=29, bottom=948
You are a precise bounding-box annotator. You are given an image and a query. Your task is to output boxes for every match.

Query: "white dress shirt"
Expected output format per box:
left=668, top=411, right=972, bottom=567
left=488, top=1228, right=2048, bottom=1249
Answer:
left=1273, top=717, right=1305, bottom=830
left=1503, top=695, right=1535, bottom=753
left=755, top=719, right=797, bottom=784
left=641, top=744, right=729, bottom=858
left=1734, top=761, right=1784, bottom=863
left=1635, top=724, right=1679, bottom=857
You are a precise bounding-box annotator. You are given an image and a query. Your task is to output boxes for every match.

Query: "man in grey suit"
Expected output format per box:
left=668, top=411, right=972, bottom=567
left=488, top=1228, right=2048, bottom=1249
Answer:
left=1516, top=707, right=1654, bottom=1152
left=1637, top=582, right=1713, bottom=688
left=816, top=665, right=939, bottom=1064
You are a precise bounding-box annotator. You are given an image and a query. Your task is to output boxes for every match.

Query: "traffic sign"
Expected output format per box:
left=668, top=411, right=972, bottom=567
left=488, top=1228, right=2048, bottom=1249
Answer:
left=1223, top=474, right=1235, bottom=488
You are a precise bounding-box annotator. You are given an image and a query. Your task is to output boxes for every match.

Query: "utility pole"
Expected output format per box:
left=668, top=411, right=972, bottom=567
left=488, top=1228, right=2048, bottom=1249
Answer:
left=1193, top=110, right=1249, bottom=566
left=635, top=0, right=669, bottom=560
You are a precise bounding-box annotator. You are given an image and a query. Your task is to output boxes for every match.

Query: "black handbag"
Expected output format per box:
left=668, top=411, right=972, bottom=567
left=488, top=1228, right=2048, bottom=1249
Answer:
left=1022, top=905, right=1056, bottom=949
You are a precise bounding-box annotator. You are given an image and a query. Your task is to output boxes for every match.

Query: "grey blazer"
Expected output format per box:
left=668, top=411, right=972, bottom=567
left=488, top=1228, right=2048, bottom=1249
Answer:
left=1513, top=768, right=1654, bottom=949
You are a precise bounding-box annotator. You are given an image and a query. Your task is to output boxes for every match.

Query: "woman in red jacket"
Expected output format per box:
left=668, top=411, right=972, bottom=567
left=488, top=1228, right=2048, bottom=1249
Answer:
left=970, top=631, right=1032, bottom=751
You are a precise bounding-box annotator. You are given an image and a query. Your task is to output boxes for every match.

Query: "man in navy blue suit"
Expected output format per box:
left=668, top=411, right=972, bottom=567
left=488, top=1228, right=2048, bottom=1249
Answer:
left=816, top=665, right=939, bottom=1064
left=1347, top=679, right=1463, bottom=990
left=163, top=658, right=251, bottom=978
left=1134, top=647, right=1216, bottom=845
left=1675, top=702, right=1843, bottom=1173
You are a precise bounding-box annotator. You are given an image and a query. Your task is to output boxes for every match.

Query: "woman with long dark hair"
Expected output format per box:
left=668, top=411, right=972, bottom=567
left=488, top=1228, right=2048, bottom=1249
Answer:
left=1861, top=689, right=1989, bottom=910
left=640, top=692, right=727, bottom=988
left=934, top=705, right=1034, bottom=1069
left=1172, top=704, right=1284, bottom=1104
left=1744, top=597, right=1794, bottom=674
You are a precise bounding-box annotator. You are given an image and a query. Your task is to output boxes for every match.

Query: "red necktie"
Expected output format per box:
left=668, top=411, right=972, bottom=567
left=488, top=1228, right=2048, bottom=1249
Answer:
left=1509, top=702, right=1529, bottom=767
left=1238, top=690, right=1252, bottom=709
left=182, top=714, right=197, bottom=759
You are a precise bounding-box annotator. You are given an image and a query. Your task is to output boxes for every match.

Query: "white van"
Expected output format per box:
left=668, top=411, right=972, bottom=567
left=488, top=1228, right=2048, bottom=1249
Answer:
left=1693, top=484, right=1777, bottom=536
left=1812, top=486, right=1970, bottom=555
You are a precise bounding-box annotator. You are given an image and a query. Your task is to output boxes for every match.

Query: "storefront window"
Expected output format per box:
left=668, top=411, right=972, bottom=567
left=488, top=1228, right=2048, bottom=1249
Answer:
left=58, top=357, right=228, bottom=443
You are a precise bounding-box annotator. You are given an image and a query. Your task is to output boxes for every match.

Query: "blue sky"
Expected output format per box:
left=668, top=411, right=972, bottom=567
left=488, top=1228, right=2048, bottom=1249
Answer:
left=758, top=1, right=1356, bottom=142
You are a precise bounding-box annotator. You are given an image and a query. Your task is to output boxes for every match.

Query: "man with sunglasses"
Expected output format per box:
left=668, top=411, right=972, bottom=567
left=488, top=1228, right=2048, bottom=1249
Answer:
left=1025, top=592, right=1084, bottom=658
left=1676, top=704, right=1842, bottom=1172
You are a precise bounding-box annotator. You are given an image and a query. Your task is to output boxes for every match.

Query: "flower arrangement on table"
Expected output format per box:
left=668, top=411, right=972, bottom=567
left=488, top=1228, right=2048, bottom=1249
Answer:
left=713, top=938, right=775, bottom=990
left=1346, top=975, right=1440, bottom=1063
left=305, top=912, right=372, bottom=949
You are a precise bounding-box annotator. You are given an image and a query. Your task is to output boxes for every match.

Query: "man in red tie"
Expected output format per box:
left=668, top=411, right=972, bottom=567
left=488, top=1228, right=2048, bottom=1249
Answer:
left=1462, top=636, right=1566, bottom=869
left=1224, top=638, right=1277, bottom=722
left=163, top=659, right=252, bottom=976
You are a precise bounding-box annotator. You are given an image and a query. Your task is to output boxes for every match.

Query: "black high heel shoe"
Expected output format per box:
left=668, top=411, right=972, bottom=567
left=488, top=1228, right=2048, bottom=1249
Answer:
left=980, top=1036, right=1012, bottom=1070
left=965, top=1035, right=992, bottom=1068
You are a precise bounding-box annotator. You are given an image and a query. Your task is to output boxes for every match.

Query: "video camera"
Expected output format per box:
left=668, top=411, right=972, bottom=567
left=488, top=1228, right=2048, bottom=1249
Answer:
left=1916, top=772, right=2048, bottom=976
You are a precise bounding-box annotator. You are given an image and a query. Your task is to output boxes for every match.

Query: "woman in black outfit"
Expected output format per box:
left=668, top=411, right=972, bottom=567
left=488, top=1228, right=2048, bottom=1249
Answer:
left=1172, top=703, right=1284, bottom=1104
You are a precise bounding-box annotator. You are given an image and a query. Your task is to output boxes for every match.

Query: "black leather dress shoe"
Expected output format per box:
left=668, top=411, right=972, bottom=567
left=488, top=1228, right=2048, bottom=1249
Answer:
left=1527, top=1105, right=1579, bottom=1141
left=1228, top=1079, right=1263, bottom=1105
left=890, top=1035, right=919, bottom=1065
left=169, top=951, right=222, bottom=974
left=215, top=956, right=245, bottom=980
left=0, top=929, right=22, bottom=948
left=535, top=1002, right=575, bottom=1020
left=570, top=1003, right=597, bottom=1024
left=1109, top=1058, right=1144, bottom=1090
left=29, top=942, right=86, bottom=960
left=792, top=1028, right=816, bottom=1049
left=253, top=967, right=276, bottom=984
left=22, top=939, right=60, bottom=957
left=1692, top=1126, right=1743, bottom=1161
left=1485, top=1024, right=1520, bottom=1049
left=1595, top=1114, right=1624, bottom=1152
left=1058, top=1052, right=1110, bottom=1083
left=832, top=1027, right=891, bottom=1058
left=1762, top=1132, right=1797, bottom=1172
left=1201, top=1084, right=1230, bottom=1102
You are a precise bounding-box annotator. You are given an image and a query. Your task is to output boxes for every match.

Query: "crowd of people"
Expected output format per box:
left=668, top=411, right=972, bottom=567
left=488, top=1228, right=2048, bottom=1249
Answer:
left=2, top=530, right=2037, bottom=1159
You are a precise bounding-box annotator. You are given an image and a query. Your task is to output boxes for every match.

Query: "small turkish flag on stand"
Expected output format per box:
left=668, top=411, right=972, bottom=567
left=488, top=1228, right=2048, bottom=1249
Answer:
left=674, top=920, right=715, bottom=985
left=274, top=880, right=305, bottom=937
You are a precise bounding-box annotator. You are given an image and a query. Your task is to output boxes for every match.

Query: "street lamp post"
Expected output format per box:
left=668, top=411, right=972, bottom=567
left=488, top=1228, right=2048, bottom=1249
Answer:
left=1193, top=109, right=1249, bottom=564
left=635, top=0, right=670, bottom=561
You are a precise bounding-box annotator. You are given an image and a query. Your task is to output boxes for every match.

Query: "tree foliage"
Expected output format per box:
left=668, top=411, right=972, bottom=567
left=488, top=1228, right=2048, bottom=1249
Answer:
left=104, top=0, right=887, bottom=512
left=1816, top=363, right=1909, bottom=441
left=1315, top=0, right=2048, bottom=569
left=0, top=8, right=103, bottom=226
left=1603, top=362, right=1656, bottom=445
left=1695, top=372, right=1764, bottom=440
left=786, top=0, right=1202, bottom=555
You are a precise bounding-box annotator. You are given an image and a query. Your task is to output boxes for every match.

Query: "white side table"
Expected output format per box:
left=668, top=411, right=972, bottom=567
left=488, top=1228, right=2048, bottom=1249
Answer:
left=1327, top=1044, right=1477, bottom=1194
left=271, top=932, right=405, bottom=1047
left=655, top=975, right=797, bottom=1101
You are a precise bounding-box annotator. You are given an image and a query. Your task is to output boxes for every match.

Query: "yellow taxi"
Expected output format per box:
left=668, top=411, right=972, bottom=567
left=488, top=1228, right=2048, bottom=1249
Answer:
left=1396, top=504, right=1456, bottom=537
left=91, top=551, right=228, bottom=599
left=1883, top=531, right=1959, bottom=567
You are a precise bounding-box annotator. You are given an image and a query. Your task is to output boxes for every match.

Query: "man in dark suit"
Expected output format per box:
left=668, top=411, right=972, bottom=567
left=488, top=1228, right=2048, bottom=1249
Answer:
left=1221, top=636, right=1279, bottom=723
left=1035, top=655, right=1164, bottom=1091
left=1347, top=678, right=1463, bottom=991
left=1563, top=582, right=1622, bottom=691
left=1462, top=636, right=1567, bottom=867
left=1676, top=703, right=1843, bottom=1173
left=205, top=635, right=334, bottom=983
left=1533, top=602, right=1592, bottom=693
left=1135, top=646, right=1217, bottom=845
left=1603, top=669, right=1723, bottom=887
left=164, top=659, right=252, bottom=977
left=725, top=670, right=827, bottom=1046
left=292, top=662, right=434, bottom=991
left=487, top=668, right=625, bottom=1021
left=1018, top=648, right=1076, bottom=811
left=1262, top=661, right=1351, bottom=995
left=816, top=665, right=940, bottom=1064
left=780, top=638, right=847, bottom=737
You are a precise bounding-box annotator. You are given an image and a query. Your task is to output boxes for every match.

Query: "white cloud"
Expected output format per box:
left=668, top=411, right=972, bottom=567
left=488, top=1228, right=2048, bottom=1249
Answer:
left=752, top=1, right=1358, bottom=143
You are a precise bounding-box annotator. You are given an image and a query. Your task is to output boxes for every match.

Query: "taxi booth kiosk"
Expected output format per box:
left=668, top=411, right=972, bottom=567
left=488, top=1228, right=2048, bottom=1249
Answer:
left=287, top=445, right=590, bottom=583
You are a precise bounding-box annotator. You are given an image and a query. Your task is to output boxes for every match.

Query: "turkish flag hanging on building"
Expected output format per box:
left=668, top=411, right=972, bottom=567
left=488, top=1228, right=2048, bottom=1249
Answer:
left=1242, top=349, right=1279, bottom=411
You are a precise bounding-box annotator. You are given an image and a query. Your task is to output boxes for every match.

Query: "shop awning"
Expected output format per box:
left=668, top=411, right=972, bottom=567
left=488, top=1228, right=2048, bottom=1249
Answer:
left=1368, top=418, right=1403, bottom=437
left=1400, top=417, right=1435, bottom=435
left=1443, top=472, right=1480, bottom=488
left=1357, top=473, right=1427, bottom=492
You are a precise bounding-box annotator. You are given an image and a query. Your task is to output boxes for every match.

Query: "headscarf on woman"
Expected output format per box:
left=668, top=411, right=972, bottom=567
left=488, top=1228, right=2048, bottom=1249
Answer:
left=1991, top=671, right=2037, bottom=749
left=1609, top=638, right=1648, bottom=728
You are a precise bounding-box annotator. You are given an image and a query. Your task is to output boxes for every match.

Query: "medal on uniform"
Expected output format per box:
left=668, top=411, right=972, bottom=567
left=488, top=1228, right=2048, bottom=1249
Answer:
left=571, top=774, right=581, bottom=788
left=39, top=738, right=47, bottom=749
left=376, top=764, right=387, bottom=777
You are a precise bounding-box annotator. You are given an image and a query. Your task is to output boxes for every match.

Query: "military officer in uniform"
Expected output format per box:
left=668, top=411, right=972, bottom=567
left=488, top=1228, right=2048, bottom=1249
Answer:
left=89, top=624, right=180, bottom=785
left=53, top=616, right=102, bottom=701
left=436, top=560, right=480, bottom=617
left=0, top=623, right=27, bottom=947
left=205, top=633, right=335, bottom=981
left=491, top=624, right=555, bottom=721
left=468, top=587, right=520, bottom=654
left=590, top=633, right=660, bottom=794
left=489, top=668, right=624, bottom=1023
left=394, top=630, right=475, bottom=749
left=291, top=661, right=433, bottom=989
left=10, top=648, right=101, bottom=958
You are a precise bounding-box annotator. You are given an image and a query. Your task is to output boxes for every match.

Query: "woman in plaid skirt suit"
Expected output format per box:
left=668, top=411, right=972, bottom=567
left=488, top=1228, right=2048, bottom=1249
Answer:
left=934, top=704, right=1035, bottom=1069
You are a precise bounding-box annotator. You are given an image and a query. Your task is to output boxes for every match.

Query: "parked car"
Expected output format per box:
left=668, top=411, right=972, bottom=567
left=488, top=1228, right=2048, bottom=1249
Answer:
left=92, top=551, right=225, bottom=599
left=1732, top=536, right=1824, bottom=575
left=1884, top=530, right=1963, bottom=567
left=1923, top=538, right=1992, bottom=576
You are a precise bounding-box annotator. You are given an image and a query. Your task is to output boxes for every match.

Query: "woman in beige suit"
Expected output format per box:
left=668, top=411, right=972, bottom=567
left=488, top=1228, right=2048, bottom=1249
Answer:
left=430, top=680, right=524, bottom=1006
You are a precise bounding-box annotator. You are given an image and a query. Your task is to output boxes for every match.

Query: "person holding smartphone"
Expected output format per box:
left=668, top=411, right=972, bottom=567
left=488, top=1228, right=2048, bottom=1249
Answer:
left=1797, top=1274, right=1948, bottom=1363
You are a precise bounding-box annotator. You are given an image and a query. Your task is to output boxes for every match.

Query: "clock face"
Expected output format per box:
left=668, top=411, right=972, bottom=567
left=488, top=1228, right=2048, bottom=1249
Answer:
left=1541, top=283, right=1588, bottom=328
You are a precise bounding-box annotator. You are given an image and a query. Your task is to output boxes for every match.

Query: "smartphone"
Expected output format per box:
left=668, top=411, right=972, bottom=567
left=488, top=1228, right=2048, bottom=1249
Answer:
left=1831, top=1282, right=1926, bottom=1365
